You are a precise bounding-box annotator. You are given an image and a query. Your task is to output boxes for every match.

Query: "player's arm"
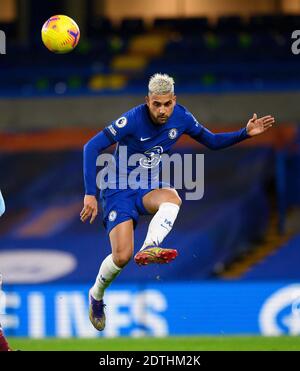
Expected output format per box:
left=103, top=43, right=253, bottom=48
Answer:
left=0, top=190, right=5, bottom=217
left=81, top=114, right=135, bottom=224
left=186, top=112, right=275, bottom=150
left=81, top=130, right=115, bottom=224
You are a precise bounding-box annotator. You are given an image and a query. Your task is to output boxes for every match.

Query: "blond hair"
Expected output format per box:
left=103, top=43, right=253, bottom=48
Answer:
left=148, top=73, right=175, bottom=95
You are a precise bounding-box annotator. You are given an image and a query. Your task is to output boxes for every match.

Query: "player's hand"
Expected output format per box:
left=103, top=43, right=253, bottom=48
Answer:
left=246, top=113, right=275, bottom=137
left=80, top=195, right=98, bottom=224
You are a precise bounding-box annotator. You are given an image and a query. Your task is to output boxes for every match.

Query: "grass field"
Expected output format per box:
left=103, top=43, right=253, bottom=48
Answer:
left=8, top=336, right=300, bottom=351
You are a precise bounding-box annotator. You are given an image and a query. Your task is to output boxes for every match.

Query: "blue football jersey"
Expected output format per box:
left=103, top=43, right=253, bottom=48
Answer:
left=101, top=104, right=203, bottom=189
left=84, top=103, right=249, bottom=195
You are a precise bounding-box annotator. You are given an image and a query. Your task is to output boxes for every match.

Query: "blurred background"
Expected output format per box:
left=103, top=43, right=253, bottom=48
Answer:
left=0, top=0, right=300, bottom=342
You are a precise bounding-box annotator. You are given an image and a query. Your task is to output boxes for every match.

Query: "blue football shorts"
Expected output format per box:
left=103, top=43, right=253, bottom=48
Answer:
left=99, top=182, right=171, bottom=235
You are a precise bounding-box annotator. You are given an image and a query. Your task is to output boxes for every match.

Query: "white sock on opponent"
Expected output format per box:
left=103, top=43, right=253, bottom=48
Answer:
left=0, top=190, right=5, bottom=217
left=141, top=202, right=180, bottom=250
left=90, top=254, right=122, bottom=300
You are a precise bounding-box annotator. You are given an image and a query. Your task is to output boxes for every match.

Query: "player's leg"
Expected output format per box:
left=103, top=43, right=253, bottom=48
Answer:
left=0, top=190, right=5, bottom=217
left=142, top=188, right=182, bottom=248
left=0, top=193, right=9, bottom=350
left=89, top=219, right=134, bottom=331
left=135, top=188, right=181, bottom=265
left=90, top=219, right=134, bottom=300
left=0, top=323, right=11, bottom=351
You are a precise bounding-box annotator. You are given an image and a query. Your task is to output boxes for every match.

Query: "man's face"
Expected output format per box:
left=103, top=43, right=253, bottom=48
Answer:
left=146, top=92, right=176, bottom=125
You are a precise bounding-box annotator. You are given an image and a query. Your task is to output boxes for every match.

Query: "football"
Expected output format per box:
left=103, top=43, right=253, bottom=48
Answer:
left=41, top=15, right=80, bottom=54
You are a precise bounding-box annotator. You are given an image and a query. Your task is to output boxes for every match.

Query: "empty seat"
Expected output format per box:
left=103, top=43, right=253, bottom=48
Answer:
left=120, top=18, right=145, bottom=35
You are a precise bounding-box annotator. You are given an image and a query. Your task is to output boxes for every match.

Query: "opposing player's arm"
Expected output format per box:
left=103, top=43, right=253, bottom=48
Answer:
left=0, top=190, right=5, bottom=217
left=185, top=111, right=275, bottom=150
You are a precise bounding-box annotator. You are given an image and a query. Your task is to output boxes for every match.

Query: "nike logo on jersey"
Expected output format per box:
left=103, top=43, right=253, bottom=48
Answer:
left=140, top=137, right=152, bottom=141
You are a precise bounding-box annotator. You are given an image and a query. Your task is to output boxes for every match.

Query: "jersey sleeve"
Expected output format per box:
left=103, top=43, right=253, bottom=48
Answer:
left=103, top=110, right=137, bottom=143
left=183, top=110, right=204, bottom=138
left=83, top=131, right=114, bottom=196
left=83, top=109, right=137, bottom=195
left=184, top=108, right=250, bottom=150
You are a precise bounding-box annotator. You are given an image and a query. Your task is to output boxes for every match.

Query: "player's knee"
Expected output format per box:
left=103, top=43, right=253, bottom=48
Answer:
left=173, top=194, right=182, bottom=207
left=166, top=190, right=182, bottom=207
left=113, top=250, right=133, bottom=268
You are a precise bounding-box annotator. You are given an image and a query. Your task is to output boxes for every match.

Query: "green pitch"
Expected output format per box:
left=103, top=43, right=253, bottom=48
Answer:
left=8, top=336, right=300, bottom=351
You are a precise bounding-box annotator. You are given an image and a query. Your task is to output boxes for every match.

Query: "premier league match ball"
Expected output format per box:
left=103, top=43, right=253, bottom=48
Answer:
left=41, top=15, right=80, bottom=54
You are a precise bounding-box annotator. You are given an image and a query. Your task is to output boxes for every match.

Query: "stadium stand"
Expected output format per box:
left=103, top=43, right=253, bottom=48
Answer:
left=1, top=14, right=299, bottom=97
left=241, top=233, right=300, bottom=280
